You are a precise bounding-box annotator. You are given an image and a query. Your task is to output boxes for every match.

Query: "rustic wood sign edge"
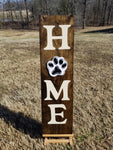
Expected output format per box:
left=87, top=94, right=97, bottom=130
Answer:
left=40, top=15, right=74, bottom=145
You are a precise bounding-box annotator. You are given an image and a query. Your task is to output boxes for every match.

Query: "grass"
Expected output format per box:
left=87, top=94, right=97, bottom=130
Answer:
left=0, top=27, right=113, bottom=149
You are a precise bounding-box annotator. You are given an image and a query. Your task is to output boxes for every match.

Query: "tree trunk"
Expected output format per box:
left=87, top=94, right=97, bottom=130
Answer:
left=10, top=9, right=14, bottom=22
left=97, top=0, right=100, bottom=25
left=45, top=0, right=48, bottom=15
left=24, top=0, right=29, bottom=24
left=8, top=0, right=13, bottom=22
left=109, top=6, right=113, bottom=24
left=83, top=0, right=87, bottom=29
left=101, top=0, right=108, bottom=26
left=2, top=0, right=5, bottom=23
left=107, top=0, right=112, bottom=25
left=16, top=0, right=24, bottom=23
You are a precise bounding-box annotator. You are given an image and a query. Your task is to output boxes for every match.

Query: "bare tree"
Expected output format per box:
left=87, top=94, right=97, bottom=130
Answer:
left=44, top=0, right=49, bottom=14
left=82, top=0, right=87, bottom=29
left=1, top=0, right=113, bottom=29
left=107, top=0, right=113, bottom=25
left=16, top=0, right=24, bottom=23
left=100, top=0, right=108, bottom=26
left=7, top=0, right=14, bottom=22
left=2, top=0, right=5, bottom=23
left=24, top=0, right=29, bottom=23
left=96, top=0, right=100, bottom=25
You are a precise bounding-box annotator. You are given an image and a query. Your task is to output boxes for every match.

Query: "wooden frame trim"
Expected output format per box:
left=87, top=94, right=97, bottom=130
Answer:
left=43, top=134, right=74, bottom=146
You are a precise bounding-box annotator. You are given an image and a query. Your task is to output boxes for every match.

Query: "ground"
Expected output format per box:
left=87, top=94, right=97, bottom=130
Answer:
left=0, top=27, right=113, bottom=150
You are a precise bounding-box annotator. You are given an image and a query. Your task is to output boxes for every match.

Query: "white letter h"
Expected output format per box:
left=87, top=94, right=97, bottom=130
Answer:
left=43, top=25, right=71, bottom=50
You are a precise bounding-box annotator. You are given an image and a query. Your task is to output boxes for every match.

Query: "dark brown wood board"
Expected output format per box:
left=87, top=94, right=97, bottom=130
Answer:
left=40, top=15, right=74, bottom=134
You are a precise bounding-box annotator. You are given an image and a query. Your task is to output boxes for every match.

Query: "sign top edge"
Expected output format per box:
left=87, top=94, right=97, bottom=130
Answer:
left=39, top=15, right=74, bottom=17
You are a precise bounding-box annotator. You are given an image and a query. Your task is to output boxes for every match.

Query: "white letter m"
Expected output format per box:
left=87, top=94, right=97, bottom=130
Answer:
left=44, top=80, right=70, bottom=100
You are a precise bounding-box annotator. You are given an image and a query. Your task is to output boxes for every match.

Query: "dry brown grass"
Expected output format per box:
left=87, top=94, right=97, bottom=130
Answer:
left=0, top=27, right=113, bottom=150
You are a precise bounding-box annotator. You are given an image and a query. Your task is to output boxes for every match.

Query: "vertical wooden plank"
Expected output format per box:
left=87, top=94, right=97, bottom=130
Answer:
left=40, top=15, right=74, bottom=134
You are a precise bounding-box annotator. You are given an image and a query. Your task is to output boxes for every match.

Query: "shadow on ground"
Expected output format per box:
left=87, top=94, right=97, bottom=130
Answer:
left=84, top=28, right=113, bottom=34
left=0, top=104, right=42, bottom=138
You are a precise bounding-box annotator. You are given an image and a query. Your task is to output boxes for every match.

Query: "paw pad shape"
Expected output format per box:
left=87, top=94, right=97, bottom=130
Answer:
left=47, top=56, right=68, bottom=77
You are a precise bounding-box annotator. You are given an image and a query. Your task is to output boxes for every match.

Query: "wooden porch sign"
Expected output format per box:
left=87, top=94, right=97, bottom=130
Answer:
left=40, top=15, right=74, bottom=144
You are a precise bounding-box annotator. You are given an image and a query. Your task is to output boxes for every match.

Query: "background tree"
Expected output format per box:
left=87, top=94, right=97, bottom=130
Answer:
left=82, top=0, right=87, bottom=29
left=24, top=0, right=29, bottom=24
left=0, top=0, right=113, bottom=29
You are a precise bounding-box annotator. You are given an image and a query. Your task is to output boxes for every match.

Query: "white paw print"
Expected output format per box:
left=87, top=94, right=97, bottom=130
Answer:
left=47, top=56, right=68, bottom=77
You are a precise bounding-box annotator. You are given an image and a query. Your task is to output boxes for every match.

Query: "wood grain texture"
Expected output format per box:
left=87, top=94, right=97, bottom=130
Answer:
left=40, top=15, right=74, bottom=134
left=43, top=134, right=73, bottom=146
